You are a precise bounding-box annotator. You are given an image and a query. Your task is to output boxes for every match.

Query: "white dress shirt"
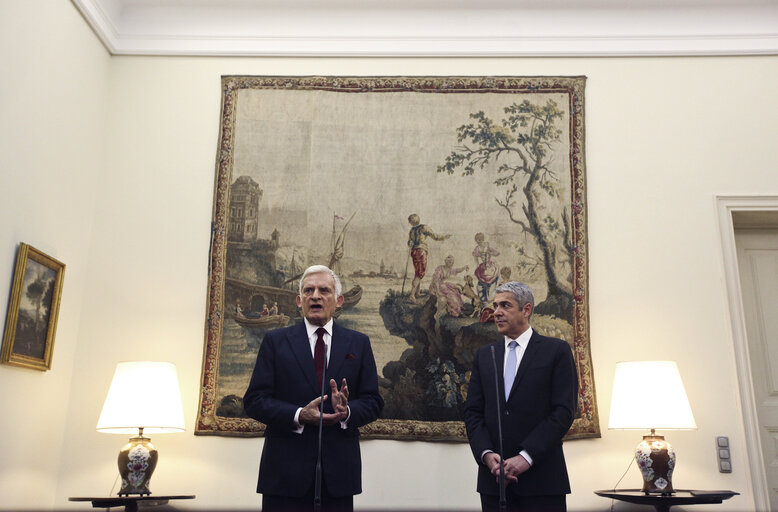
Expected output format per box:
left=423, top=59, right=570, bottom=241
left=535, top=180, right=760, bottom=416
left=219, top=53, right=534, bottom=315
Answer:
left=305, top=317, right=334, bottom=363
left=503, top=327, right=532, bottom=384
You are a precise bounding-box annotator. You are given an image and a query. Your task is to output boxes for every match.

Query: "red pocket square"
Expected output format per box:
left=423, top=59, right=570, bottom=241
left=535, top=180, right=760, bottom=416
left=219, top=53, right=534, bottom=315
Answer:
left=346, top=353, right=356, bottom=359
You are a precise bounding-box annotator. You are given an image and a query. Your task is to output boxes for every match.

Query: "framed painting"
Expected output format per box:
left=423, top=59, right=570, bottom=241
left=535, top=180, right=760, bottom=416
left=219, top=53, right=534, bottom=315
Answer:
left=1, top=243, right=65, bottom=371
left=197, top=76, right=599, bottom=441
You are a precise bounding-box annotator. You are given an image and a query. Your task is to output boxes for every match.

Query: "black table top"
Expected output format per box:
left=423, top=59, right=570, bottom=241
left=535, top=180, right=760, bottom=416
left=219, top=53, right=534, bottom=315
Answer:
left=69, top=495, right=195, bottom=506
left=595, top=489, right=738, bottom=506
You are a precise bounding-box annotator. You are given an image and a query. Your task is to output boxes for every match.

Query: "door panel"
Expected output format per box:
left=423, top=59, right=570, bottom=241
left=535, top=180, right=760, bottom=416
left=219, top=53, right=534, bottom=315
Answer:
left=736, top=229, right=778, bottom=510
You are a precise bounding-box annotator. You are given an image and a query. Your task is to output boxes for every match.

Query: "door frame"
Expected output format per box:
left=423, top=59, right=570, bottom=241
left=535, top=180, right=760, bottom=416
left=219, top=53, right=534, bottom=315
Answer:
left=716, top=194, right=778, bottom=512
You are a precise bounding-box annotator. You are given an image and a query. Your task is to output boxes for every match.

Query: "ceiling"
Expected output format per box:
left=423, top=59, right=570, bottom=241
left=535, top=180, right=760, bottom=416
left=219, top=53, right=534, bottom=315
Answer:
left=72, top=0, right=778, bottom=56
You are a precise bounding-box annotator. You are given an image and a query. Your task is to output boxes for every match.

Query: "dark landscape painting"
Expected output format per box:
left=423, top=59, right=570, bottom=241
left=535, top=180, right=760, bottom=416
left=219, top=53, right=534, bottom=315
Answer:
left=13, top=259, right=56, bottom=359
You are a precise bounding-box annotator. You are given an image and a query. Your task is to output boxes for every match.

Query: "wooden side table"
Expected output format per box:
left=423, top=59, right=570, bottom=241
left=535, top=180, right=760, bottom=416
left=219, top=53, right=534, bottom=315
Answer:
left=69, top=495, right=195, bottom=512
left=595, top=489, right=738, bottom=512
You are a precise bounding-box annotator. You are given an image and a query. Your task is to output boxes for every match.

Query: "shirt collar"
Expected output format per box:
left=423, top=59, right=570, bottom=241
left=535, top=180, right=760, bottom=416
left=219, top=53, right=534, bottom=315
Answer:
left=304, top=317, right=334, bottom=339
left=504, top=326, right=533, bottom=351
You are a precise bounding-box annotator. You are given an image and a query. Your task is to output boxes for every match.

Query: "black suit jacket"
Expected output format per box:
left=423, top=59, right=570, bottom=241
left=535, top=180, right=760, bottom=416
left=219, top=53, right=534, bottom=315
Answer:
left=463, top=329, right=577, bottom=497
left=243, top=321, right=384, bottom=498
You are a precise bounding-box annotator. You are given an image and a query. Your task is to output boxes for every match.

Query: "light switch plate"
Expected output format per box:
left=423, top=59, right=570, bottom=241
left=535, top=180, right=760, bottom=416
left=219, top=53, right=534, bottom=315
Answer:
left=717, top=436, right=732, bottom=473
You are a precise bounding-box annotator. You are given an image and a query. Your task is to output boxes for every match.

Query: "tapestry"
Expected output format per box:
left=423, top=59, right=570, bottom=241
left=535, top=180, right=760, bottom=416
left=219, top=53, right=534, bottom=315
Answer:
left=196, top=76, right=599, bottom=441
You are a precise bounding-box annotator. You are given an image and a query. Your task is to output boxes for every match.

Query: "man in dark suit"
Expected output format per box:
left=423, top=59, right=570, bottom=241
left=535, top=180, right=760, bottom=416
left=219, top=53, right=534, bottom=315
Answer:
left=464, top=281, right=578, bottom=512
left=243, top=265, right=384, bottom=512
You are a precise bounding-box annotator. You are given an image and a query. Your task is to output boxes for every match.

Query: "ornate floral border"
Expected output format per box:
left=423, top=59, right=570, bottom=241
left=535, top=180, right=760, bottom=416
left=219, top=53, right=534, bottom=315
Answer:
left=196, top=76, right=599, bottom=441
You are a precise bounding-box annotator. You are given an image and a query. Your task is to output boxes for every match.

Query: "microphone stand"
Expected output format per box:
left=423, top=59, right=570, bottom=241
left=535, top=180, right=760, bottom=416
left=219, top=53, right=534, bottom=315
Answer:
left=490, top=346, right=507, bottom=512
left=314, top=348, right=328, bottom=512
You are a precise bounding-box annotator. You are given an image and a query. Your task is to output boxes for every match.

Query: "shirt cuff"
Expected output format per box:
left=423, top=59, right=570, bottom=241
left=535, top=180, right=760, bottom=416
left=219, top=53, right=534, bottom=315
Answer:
left=339, top=406, right=351, bottom=429
left=480, top=449, right=494, bottom=464
left=293, top=407, right=304, bottom=434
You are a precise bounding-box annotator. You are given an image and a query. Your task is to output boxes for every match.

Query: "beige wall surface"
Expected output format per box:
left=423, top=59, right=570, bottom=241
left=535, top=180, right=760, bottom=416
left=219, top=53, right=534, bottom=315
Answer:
left=2, top=2, right=778, bottom=511
left=0, top=0, right=110, bottom=510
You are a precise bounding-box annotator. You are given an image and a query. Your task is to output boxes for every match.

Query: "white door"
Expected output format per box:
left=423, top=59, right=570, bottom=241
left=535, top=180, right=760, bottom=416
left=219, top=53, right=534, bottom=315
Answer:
left=736, top=228, right=778, bottom=510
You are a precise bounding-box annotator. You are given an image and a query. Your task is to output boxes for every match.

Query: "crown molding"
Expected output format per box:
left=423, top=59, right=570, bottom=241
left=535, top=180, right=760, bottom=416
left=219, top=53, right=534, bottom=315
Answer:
left=71, top=0, right=778, bottom=57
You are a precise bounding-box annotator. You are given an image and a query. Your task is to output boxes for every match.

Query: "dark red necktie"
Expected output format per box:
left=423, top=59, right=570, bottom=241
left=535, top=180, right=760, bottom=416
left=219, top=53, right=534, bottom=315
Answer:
left=314, top=327, right=326, bottom=385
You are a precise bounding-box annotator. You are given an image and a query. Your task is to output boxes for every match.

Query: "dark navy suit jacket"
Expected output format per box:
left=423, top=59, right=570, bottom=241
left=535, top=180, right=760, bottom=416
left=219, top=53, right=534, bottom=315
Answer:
left=243, top=321, right=384, bottom=498
left=464, top=329, right=578, bottom=497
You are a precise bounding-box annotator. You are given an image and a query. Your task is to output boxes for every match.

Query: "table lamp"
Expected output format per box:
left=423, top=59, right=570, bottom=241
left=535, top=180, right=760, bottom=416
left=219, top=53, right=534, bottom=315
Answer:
left=96, top=361, right=186, bottom=496
left=608, top=361, right=697, bottom=495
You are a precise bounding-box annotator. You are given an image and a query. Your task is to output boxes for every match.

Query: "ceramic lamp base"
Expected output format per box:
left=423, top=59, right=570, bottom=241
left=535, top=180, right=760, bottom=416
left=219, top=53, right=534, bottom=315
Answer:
left=117, top=435, right=158, bottom=496
left=636, top=433, right=676, bottom=495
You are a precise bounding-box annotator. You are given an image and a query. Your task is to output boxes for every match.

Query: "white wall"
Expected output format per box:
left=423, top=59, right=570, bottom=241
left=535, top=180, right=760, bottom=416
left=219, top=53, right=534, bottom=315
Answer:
left=0, top=0, right=110, bottom=510
left=2, top=2, right=777, bottom=511
left=54, top=54, right=778, bottom=512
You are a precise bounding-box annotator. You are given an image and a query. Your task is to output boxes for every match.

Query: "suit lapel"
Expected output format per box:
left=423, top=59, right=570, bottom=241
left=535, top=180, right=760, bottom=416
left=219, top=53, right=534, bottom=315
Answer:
left=326, top=323, right=350, bottom=380
left=492, top=340, right=507, bottom=403
left=506, top=330, right=541, bottom=401
left=287, top=322, right=319, bottom=394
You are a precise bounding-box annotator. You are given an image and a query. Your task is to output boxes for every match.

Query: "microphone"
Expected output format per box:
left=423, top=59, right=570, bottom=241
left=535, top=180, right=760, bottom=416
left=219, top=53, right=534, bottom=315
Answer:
left=314, top=344, right=329, bottom=512
left=490, top=345, right=507, bottom=512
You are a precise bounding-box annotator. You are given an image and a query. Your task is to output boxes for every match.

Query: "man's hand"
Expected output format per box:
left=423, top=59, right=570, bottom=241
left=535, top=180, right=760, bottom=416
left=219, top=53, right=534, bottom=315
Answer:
left=484, top=453, right=518, bottom=485
left=330, top=378, right=349, bottom=419
left=502, top=454, right=530, bottom=481
left=484, top=452, right=501, bottom=473
left=298, top=379, right=349, bottom=426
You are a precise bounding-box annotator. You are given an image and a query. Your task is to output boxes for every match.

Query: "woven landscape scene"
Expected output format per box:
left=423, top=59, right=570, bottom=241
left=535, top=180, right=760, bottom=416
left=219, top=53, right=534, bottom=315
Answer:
left=196, top=76, right=599, bottom=441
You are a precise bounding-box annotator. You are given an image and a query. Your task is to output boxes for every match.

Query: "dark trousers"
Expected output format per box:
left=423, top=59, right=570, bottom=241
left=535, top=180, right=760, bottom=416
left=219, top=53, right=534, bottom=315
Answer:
left=480, top=492, right=566, bottom=512
left=262, top=485, right=353, bottom=512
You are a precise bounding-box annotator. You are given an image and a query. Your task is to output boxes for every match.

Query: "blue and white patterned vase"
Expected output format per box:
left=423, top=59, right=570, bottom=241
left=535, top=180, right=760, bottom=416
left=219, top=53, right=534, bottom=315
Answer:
left=635, top=433, right=675, bottom=494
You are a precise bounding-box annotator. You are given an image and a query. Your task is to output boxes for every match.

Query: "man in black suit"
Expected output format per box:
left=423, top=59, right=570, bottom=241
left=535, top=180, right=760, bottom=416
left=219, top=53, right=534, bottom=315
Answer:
left=243, top=265, right=384, bottom=512
left=464, top=281, right=578, bottom=512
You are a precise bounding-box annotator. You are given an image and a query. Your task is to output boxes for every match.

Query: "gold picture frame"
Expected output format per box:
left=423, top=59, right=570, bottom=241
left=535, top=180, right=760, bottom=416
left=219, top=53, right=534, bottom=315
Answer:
left=1, top=243, right=65, bottom=371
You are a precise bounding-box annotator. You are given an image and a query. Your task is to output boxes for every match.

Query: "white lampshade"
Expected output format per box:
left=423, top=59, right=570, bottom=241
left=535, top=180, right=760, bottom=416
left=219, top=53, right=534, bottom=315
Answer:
left=608, top=361, right=697, bottom=430
left=97, top=361, right=186, bottom=434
